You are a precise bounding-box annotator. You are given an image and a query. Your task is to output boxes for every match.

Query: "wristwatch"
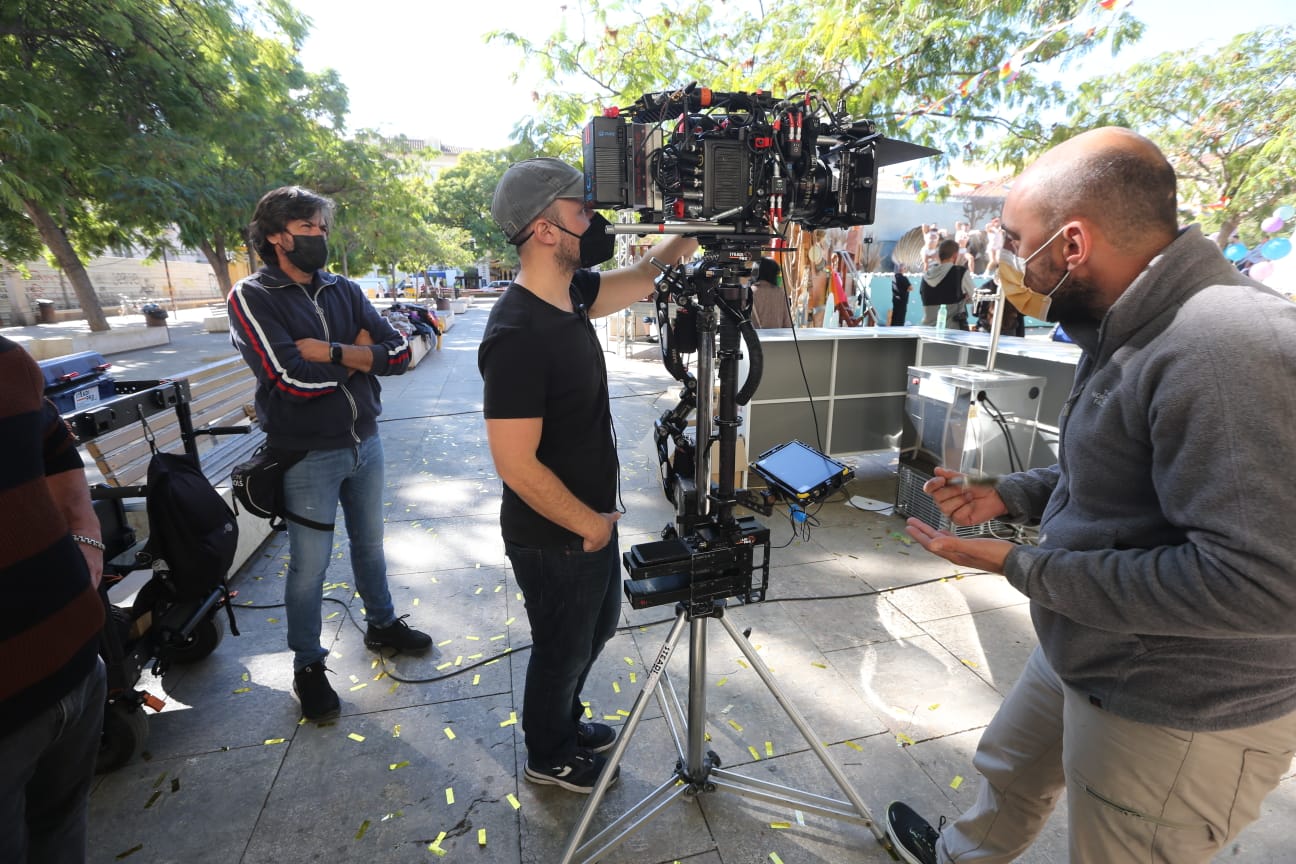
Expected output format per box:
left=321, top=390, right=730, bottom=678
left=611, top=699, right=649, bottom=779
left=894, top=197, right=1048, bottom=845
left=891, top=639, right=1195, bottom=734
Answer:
left=329, top=342, right=343, bottom=365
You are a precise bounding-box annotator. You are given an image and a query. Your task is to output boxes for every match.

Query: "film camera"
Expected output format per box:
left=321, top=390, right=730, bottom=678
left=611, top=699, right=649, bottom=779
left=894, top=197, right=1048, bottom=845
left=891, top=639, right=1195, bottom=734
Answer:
left=582, top=86, right=939, bottom=611
left=584, top=83, right=939, bottom=240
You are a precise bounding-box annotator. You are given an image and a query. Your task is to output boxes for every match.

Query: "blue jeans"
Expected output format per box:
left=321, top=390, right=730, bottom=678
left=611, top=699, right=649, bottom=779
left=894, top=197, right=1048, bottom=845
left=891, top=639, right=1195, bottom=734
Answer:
left=0, top=657, right=105, bottom=864
left=506, top=529, right=622, bottom=765
left=282, top=435, right=396, bottom=671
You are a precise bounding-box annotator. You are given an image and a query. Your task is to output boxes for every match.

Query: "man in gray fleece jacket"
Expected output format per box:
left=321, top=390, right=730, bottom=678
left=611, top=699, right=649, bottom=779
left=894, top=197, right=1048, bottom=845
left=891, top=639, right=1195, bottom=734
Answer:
left=886, top=128, right=1296, bottom=864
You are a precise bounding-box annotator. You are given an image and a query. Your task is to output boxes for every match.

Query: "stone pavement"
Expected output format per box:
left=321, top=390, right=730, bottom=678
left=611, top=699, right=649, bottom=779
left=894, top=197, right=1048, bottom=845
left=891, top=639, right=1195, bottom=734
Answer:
left=82, top=299, right=1292, bottom=864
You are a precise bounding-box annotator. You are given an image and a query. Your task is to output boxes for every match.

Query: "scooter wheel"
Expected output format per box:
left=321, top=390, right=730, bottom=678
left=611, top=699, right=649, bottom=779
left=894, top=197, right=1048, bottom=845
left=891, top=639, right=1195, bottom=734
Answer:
left=169, top=612, right=226, bottom=664
left=97, top=701, right=149, bottom=774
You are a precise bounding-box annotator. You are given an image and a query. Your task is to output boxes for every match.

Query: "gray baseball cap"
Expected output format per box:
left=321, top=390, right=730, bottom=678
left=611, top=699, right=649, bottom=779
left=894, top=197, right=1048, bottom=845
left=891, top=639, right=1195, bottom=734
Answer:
left=490, top=157, right=585, bottom=244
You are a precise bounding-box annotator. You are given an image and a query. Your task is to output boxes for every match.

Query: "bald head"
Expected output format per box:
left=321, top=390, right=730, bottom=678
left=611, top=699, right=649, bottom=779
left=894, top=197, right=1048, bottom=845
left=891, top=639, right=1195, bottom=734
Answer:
left=1013, top=127, right=1178, bottom=254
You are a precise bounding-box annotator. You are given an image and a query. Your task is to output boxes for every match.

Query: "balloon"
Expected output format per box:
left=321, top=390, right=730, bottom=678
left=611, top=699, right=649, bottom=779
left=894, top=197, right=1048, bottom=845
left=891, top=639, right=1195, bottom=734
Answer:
left=1223, top=242, right=1249, bottom=261
left=1260, top=237, right=1292, bottom=260
left=1276, top=205, right=1296, bottom=221
left=1250, top=261, right=1275, bottom=281
left=1261, top=216, right=1285, bottom=233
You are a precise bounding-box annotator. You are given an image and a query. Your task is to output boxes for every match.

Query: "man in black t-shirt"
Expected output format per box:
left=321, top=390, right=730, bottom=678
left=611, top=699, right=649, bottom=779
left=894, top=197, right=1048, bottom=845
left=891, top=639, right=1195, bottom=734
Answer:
left=478, top=158, right=697, bottom=794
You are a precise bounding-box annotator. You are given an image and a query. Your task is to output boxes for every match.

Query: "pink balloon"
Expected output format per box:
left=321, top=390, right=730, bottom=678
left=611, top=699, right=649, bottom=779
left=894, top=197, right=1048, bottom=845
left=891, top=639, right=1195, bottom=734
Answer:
left=1250, top=260, right=1275, bottom=281
left=1262, top=216, right=1285, bottom=233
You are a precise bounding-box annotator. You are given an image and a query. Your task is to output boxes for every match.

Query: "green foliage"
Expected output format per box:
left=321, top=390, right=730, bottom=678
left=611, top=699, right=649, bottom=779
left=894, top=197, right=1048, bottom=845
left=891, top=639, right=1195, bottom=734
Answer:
left=1061, top=25, right=1296, bottom=246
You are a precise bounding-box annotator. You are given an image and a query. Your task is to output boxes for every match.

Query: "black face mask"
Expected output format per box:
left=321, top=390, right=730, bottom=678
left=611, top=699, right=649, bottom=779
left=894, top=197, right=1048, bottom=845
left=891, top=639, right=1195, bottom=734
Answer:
left=283, top=233, right=329, bottom=273
left=557, top=213, right=616, bottom=268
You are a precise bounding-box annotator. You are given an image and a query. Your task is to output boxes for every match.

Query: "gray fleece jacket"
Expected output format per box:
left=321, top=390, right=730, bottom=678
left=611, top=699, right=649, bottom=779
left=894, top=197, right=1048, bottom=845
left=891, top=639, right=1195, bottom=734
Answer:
left=997, top=225, right=1296, bottom=732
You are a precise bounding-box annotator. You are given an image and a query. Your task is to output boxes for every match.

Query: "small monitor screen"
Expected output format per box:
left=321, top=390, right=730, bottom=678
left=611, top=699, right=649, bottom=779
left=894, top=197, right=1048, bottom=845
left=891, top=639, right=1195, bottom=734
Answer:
left=751, top=440, right=848, bottom=497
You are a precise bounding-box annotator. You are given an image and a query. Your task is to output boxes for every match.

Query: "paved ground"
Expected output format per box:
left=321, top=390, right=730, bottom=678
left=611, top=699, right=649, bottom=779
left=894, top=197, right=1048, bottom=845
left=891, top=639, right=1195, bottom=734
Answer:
left=60, top=301, right=1292, bottom=863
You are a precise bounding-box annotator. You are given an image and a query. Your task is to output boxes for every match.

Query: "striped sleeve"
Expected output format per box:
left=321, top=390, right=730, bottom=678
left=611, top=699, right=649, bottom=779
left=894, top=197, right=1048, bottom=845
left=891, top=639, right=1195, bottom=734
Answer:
left=227, top=282, right=346, bottom=400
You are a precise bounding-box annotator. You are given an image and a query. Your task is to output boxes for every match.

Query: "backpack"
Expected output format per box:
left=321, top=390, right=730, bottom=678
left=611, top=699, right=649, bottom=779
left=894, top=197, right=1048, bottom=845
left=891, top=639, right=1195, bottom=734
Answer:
left=231, top=445, right=335, bottom=532
left=143, top=451, right=239, bottom=602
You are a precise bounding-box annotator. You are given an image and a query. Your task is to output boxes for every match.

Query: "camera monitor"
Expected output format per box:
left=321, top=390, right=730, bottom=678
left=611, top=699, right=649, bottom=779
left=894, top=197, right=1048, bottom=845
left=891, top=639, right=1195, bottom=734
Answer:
left=750, top=440, right=853, bottom=504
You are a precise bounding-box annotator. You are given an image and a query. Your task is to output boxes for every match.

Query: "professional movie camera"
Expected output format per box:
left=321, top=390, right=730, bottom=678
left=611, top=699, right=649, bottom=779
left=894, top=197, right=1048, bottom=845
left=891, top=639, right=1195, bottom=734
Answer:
left=584, top=83, right=940, bottom=242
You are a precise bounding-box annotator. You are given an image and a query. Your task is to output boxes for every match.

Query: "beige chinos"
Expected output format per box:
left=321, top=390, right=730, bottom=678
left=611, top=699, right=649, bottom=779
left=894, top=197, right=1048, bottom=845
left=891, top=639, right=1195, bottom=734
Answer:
left=939, top=646, right=1296, bottom=863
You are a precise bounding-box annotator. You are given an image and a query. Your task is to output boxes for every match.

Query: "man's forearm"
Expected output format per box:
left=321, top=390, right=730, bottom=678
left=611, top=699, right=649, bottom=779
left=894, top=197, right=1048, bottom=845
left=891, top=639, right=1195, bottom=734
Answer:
left=501, top=460, right=604, bottom=540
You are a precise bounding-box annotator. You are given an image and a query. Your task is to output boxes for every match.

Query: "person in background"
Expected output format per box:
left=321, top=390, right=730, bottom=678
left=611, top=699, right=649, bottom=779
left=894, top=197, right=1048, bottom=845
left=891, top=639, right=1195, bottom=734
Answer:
left=229, top=186, right=431, bottom=722
left=920, top=239, right=975, bottom=329
left=885, top=127, right=1296, bottom=864
left=749, top=257, right=793, bottom=328
left=890, top=261, right=913, bottom=325
left=0, top=335, right=106, bottom=864
left=479, top=157, right=697, bottom=794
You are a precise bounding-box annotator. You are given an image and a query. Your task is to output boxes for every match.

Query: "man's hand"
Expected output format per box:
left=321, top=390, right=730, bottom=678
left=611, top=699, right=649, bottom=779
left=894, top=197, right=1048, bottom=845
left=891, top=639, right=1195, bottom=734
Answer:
left=354, top=328, right=373, bottom=346
left=925, top=467, right=1009, bottom=526
left=79, top=544, right=104, bottom=590
left=905, top=518, right=1013, bottom=574
left=582, top=512, right=621, bottom=552
left=295, top=337, right=330, bottom=362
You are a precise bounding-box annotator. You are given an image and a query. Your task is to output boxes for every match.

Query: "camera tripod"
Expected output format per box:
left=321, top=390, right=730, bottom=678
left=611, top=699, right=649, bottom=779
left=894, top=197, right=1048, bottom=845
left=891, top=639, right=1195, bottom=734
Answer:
left=558, top=251, right=887, bottom=863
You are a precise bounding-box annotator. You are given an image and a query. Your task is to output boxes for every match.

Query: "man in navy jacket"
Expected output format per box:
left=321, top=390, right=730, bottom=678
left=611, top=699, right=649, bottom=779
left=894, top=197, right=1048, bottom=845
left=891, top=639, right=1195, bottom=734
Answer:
left=229, top=186, right=430, bottom=721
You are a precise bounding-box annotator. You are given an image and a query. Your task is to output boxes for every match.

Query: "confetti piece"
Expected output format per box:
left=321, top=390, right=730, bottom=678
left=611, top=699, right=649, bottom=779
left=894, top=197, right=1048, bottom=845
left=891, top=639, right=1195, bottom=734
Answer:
left=348, top=733, right=365, bottom=742
left=961, top=658, right=980, bottom=668
left=748, top=745, right=761, bottom=760
left=355, top=820, right=370, bottom=840
left=241, top=672, right=250, bottom=682
left=507, top=793, right=521, bottom=810
left=472, top=674, right=480, bottom=686
left=325, top=611, right=340, bottom=620
left=770, top=821, right=791, bottom=829
left=350, top=683, right=368, bottom=692
left=629, top=672, right=637, bottom=684
left=612, top=681, right=621, bottom=694
left=490, top=634, right=506, bottom=641
left=896, top=733, right=915, bottom=747
left=494, top=585, right=503, bottom=593
left=795, top=810, right=806, bottom=826
left=616, top=709, right=629, bottom=717
left=950, top=775, right=964, bottom=790
left=844, top=740, right=863, bottom=752
left=412, top=598, right=420, bottom=606
left=624, top=657, right=635, bottom=666
left=264, top=738, right=285, bottom=745
left=444, top=727, right=456, bottom=740
left=478, top=828, right=487, bottom=846
left=505, top=616, right=516, bottom=626
left=929, top=703, right=940, bottom=711
left=349, top=674, right=360, bottom=684
left=389, top=761, right=410, bottom=770
left=266, top=617, right=278, bottom=623
left=770, top=853, right=785, bottom=864
left=392, top=725, right=401, bottom=737
left=233, top=687, right=251, bottom=694
left=144, top=791, right=161, bottom=809
left=436, top=662, right=452, bottom=671
left=446, top=787, right=455, bottom=805
left=474, top=587, right=483, bottom=595
left=603, top=714, right=621, bottom=721
left=388, top=682, right=399, bottom=694
left=737, top=659, right=749, bottom=669
left=584, top=706, right=593, bottom=718
left=331, top=651, right=343, bottom=659
left=437, top=639, right=453, bottom=647
left=729, top=719, right=744, bottom=732
left=466, top=635, right=480, bottom=641
left=811, top=662, right=827, bottom=669
left=454, top=655, right=463, bottom=666
left=716, top=677, right=728, bottom=687
left=500, top=711, right=518, bottom=727
left=765, top=741, right=774, bottom=756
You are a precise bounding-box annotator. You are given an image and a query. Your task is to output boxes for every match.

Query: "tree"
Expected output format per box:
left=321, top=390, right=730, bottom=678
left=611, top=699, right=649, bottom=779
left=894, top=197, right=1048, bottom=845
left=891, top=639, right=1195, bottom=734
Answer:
left=0, top=0, right=255, bottom=330
left=1058, top=25, right=1296, bottom=249
left=428, top=149, right=522, bottom=271
left=488, top=0, right=1143, bottom=180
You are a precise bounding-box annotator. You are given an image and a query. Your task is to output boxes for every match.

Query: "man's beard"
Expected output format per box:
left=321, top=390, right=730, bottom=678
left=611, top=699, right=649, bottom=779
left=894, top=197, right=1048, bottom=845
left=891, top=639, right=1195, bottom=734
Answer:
left=554, top=225, right=582, bottom=275
left=1032, top=261, right=1102, bottom=326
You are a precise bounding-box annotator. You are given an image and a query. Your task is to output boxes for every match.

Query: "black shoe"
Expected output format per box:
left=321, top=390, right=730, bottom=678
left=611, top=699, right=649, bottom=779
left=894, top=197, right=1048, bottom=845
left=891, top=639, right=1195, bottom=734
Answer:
left=364, top=614, right=432, bottom=652
left=577, top=721, right=617, bottom=754
left=524, top=748, right=620, bottom=794
left=886, top=801, right=942, bottom=864
left=293, top=661, right=340, bottom=721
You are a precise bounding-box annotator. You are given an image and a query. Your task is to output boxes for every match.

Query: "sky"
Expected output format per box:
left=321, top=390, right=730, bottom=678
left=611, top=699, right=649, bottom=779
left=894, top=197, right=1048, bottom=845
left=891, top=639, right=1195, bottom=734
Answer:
left=298, top=0, right=1296, bottom=152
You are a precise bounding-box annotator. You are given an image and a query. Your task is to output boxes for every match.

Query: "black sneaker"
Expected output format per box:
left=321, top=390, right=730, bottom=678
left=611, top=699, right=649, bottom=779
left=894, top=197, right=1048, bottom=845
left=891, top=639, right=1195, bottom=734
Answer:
left=577, top=721, right=617, bottom=754
left=293, top=661, right=340, bottom=721
left=364, top=614, right=432, bottom=652
left=886, top=801, right=942, bottom=864
left=524, top=748, right=620, bottom=794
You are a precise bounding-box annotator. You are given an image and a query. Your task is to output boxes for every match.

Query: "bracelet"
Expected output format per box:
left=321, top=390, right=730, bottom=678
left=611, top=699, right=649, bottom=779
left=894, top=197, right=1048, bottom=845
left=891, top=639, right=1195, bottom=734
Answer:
left=72, top=534, right=106, bottom=551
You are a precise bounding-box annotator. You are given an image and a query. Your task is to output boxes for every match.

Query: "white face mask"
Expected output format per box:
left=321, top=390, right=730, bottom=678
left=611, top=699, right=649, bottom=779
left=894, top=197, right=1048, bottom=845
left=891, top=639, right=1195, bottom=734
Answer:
left=998, top=225, right=1070, bottom=320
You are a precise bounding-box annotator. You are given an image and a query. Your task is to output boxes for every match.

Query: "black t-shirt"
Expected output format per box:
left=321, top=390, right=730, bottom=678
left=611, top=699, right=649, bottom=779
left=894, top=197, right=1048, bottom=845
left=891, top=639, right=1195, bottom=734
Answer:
left=477, top=270, right=616, bottom=546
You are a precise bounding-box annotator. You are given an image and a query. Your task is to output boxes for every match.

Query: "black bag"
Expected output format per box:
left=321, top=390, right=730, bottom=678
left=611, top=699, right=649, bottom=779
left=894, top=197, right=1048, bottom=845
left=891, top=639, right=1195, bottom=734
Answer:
left=231, top=445, right=334, bottom=532
left=143, top=451, right=240, bottom=601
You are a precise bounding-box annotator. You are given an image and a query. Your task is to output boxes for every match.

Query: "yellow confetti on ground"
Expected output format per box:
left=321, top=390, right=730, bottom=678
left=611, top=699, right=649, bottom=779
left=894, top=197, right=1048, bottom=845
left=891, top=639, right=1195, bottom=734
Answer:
left=748, top=746, right=761, bottom=760
left=624, top=657, right=635, bottom=666
left=349, top=674, right=360, bottom=684
left=232, top=687, right=251, bottom=694
left=612, top=681, right=621, bottom=694
left=603, top=714, right=620, bottom=721
left=454, top=656, right=463, bottom=666
left=584, top=706, right=593, bottom=718
left=446, top=787, right=455, bottom=805
left=437, top=639, right=453, bottom=647
left=844, top=740, right=863, bottom=752
left=428, top=830, right=448, bottom=856
left=505, top=616, right=516, bottom=626
left=950, top=775, right=964, bottom=790
left=392, top=725, right=401, bottom=737
left=444, top=727, right=456, bottom=740
left=349, top=683, right=367, bottom=692
left=896, top=733, right=915, bottom=746
left=961, top=658, right=980, bottom=668
left=494, top=585, right=503, bottom=593
left=478, top=828, right=487, bottom=846
left=412, top=598, right=420, bottom=606
left=770, top=853, right=785, bottom=864
left=264, top=738, right=284, bottom=745
left=474, top=587, right=483, bottom=595
left=389, top=761, right=410, bottom=770
left=929, top=703, right=941, bottom=711
left=728, top=719, right=744, bottom=732
left=388, top=682, right=399, bottom=694
left=266, top=618, right=278, bottom=624
left=472, top=674, right=480, bottom=686
left=811, top=662, right=827, bottom=669
left=348, top=733, right=365, bottom=742
left=770, top=821, right=791, bottom=829
left=490, top=634, right=506, bottom=641
left=241, top=672, right=250, bottom=682
left=616, top=709, right=629, bottom=717
left=629, top=672, right=637, bottom=684
left=737, top=659, right=749, bottom=669
left=765, top=741, right=774, bottom=757
left=500, top=711, right=518, bottom=727
left=466, top=635, right=480, bottom=641
left=716, top=677, right=728, bottom=687
left=507, top=793, right=521, bottom=810
left=355, top=820, right=370, bottom=840
left=436, top=662, right=452, bottom=671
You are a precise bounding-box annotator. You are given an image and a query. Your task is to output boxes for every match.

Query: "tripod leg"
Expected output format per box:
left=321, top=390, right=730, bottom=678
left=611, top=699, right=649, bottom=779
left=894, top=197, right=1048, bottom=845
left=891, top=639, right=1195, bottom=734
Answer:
left=558, top=607, right=691, bottom=864
left=715, top=612, right=884, bottom=842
